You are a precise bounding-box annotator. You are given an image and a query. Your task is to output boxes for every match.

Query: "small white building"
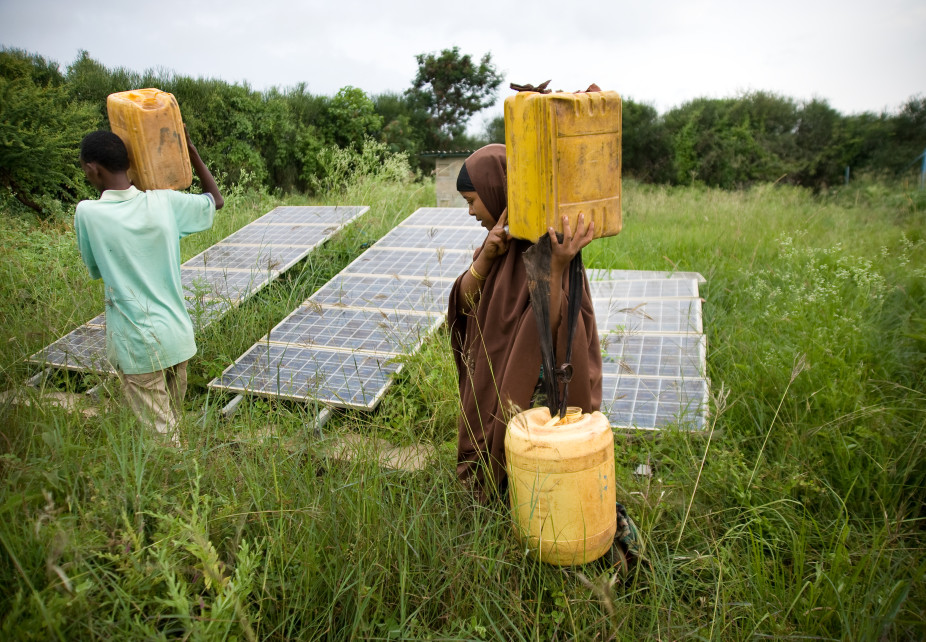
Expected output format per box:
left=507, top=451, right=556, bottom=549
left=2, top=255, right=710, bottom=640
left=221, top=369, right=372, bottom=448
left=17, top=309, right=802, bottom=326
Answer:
left=422, top=151, right=474, bottom=208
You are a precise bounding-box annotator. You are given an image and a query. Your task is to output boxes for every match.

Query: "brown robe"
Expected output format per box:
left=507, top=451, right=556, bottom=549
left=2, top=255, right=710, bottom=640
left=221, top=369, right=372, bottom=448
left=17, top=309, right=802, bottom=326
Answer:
left=448, top=145, right=602, bottom=502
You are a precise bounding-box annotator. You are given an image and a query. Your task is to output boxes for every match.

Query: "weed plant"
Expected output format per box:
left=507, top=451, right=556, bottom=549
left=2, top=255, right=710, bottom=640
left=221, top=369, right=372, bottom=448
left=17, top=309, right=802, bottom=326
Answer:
left=1, top=176, right=924, bottom=639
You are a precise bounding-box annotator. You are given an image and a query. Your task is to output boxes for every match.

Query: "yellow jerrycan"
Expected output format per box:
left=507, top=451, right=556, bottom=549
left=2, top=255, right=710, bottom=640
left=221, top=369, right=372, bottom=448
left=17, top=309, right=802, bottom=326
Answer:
left=106, top=88, right=192, bottom=191
left=504, top=90, right=622, bottom=243
left=505, top=406, right=616, bottom=566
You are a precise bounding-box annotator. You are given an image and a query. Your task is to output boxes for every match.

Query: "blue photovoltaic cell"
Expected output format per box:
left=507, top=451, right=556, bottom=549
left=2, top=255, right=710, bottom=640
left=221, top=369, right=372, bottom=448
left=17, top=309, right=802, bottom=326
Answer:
left=601, top=374, right=708, bottom=431
left=256, top=205, right=364, bottom=226
left=399, top=207, right=476, bottom=228
left=185, top=243, right=308, bottom=272
left=268, top=305, right=441, bottom=355
left=587, top=268, right=707, bottom=284
left=342, top=246, right=471, bottom=280
left=213, top=343, right=401, bottom=409
left=600, top=333, right=706, bottom=379
left=184, top=297, right=233, bottom=330
left=594, top=299, right=703, bottom=334
left=310, top=274, right=452, bottom=314
left=180, top=267, right=267, bottom=301
left=32, top=325, right=109, bottom=373
left=375, top=225, right=485, bottom=252
left=220, top=224, right=336, bottom=247
left=589, top=279, right=699, bottom=301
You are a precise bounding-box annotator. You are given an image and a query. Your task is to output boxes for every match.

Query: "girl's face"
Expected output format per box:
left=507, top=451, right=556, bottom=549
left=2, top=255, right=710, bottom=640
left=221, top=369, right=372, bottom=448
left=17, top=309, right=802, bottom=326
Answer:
left=460, top=191, right=497, bottom=230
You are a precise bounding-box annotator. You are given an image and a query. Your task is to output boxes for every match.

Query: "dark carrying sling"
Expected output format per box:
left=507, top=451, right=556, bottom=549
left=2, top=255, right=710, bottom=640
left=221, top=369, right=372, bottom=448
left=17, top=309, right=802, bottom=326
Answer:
left=523, top=234, right=585, bottom=417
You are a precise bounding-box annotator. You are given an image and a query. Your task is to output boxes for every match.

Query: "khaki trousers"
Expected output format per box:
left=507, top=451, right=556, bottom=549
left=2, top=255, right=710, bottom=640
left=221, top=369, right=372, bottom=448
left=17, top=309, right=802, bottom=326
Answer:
left=117, top=361, right=189, bottom=438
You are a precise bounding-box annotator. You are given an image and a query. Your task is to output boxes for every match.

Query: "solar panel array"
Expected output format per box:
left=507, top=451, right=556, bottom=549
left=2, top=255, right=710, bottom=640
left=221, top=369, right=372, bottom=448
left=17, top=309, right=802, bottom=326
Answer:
left=211, top=207, right=710, bottom=430
left=210, top=208, right=478, bottom=409
left=589, top=272, right=709, bottom=431
left=30, top=206, right=368, bottom=374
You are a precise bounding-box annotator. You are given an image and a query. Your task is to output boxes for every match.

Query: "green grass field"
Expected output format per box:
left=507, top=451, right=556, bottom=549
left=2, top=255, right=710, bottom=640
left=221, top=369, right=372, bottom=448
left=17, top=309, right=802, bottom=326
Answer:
left=1, top=176, right=924, bottom=640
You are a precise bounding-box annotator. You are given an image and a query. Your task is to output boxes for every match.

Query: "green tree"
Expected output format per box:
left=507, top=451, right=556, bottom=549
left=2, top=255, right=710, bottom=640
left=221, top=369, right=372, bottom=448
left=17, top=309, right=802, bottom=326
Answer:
left=374, top=91, right=429, bottom=157
left=621, top=98, right=672, bottom=182
left=321, top=86, right=383, bottom=149
left=793, top=98, right=842, bottom=187
left=483, top=114, right=505, bottom=144
left=407, top=47, right=503, bottom=147
left=66, top=50, right=143, bottom=128
left=0, top=48, right=97, bottom=215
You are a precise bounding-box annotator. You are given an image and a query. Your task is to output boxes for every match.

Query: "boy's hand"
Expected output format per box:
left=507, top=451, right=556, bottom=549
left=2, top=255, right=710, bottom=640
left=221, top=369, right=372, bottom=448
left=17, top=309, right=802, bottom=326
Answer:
left=184, top=124, right=224, bottom=210
left=550, top=213, right=594, bottom=272
left=481, top=209, right=513, bottom=261
left=184, top=125, right=197, bottom=153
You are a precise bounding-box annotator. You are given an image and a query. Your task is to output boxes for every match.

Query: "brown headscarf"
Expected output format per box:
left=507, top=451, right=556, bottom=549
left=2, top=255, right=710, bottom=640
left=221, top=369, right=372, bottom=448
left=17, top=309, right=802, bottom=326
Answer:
left=448, top=144, right=603, bottom=502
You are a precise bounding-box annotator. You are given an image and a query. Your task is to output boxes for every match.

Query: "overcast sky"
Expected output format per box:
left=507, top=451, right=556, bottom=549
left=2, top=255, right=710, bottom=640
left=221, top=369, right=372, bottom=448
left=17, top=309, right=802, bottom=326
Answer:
left=2, top=0, right=923, bottom=134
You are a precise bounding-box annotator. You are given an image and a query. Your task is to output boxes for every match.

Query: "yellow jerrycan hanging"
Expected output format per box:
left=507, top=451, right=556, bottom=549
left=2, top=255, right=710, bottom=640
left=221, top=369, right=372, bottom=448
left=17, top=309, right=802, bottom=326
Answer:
left=504, top=90, right=622, bottom=243
left=505, top=406, right=616, bottom=566
left=106, top=88, right=192, bottom=191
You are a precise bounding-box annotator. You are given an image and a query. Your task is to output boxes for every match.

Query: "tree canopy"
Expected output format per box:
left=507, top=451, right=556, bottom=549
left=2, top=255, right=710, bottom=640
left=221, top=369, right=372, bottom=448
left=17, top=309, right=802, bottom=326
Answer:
left=2, top=45, right=925, bottom=217
left=406, top=47, right=503, bottom=148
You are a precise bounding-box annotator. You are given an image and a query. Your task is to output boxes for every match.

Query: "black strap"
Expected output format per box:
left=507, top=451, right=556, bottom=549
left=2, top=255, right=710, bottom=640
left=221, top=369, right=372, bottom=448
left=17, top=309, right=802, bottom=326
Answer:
left=558, top=250, right=584, bottom=417
left=523, top=236, right=558, bottom=413
left=524, top=238, right=585, bottom=418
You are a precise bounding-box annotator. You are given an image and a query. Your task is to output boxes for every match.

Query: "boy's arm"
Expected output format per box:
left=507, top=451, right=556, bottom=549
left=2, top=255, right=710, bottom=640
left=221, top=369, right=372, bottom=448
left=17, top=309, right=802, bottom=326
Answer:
left=74, top=206, right=102, bottom=280
left=185, top=129, right=224, bottom=210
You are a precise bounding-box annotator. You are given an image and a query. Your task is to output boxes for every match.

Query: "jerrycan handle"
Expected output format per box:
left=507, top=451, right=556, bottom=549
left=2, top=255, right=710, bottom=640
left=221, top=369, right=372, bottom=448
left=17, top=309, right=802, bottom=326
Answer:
left=541, top=406, right=584, bottom=429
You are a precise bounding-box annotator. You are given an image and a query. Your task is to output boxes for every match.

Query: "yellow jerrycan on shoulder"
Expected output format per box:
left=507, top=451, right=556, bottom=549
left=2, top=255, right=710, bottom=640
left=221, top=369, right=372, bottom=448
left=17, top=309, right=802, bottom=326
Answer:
left=504, top=90, right=622, bottom=243
left=106, top=88, right=192, bottom=191
left=505, top=406, right=616, bottom=566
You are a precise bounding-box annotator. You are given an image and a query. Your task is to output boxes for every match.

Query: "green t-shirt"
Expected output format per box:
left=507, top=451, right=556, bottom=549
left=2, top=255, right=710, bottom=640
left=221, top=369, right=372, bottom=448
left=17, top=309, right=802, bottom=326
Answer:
left=75, top=186, right=216, bottom=374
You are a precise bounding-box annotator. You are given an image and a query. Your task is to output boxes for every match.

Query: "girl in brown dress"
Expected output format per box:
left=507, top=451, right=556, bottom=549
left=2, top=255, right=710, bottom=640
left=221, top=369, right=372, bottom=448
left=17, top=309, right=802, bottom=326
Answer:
left=447, top=144, right=603, bottom=503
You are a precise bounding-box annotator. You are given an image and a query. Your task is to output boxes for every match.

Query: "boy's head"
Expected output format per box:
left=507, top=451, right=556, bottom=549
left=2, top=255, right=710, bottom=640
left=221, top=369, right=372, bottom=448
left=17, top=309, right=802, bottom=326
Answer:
left=80, top=131, right=129, bottom=171
left=79, top=131, right=130, bottom=192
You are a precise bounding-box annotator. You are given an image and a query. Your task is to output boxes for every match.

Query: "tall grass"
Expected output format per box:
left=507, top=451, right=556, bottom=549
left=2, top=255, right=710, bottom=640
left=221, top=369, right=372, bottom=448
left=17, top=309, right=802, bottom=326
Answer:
left=1, top=177, right=924, bottom=639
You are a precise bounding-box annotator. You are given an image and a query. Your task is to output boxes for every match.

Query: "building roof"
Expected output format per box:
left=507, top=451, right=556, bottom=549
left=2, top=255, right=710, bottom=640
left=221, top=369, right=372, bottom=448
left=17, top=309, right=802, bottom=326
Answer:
left=418, top=150, right=475, bottom=159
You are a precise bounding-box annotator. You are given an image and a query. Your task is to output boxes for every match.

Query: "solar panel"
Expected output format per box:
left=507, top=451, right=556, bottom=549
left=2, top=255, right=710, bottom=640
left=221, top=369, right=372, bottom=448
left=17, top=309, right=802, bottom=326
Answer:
left=30, top=206, right=368, bottom=374
left=220, top=224, right=338, bottom=247
left=342, top=247, right=471, bottom=280
left=185, top=297, right=233, bottom=329
left=600, top=333, right=706, bottom=379
left=181, top=266, right=268, bottom=301
left=208, top=205, right=712, bottom=427
left=588, top=273, right=710, bottom=432
left=400, top=208, right=476, bottom=228
left=601, top=374, right=709, bottom=431
left=267, top=305, right=442, bottom=355
left=587, top=269, right=707, bottom=284
left=588, top=278, right=699, bottom=300
left=213, top=343, right=402, bottom=409
left=310, top=274, right=453, bottom=314
left=32, top=325, right=109, bottom=373
left=185, top=243, right=309, bottom=272
left=256, top=205, right=364, bottom=225
left=209, top=207, right=477, bottom=410
left=374, top=226, right=485, bottom=252
left=594, top=299, right=703, bottom=334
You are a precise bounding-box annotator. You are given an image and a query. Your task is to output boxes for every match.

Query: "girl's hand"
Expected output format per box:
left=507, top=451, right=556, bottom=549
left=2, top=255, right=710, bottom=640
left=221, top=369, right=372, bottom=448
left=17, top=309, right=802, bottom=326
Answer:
left=481, top=209, right=513, bottom=262
left=550, top=213, right=594, bottom=272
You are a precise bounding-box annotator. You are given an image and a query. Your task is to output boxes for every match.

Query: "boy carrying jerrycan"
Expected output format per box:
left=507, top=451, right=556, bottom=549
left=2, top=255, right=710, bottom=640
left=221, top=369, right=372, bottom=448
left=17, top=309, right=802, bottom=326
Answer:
left=75, top=88, right=223, bottom=446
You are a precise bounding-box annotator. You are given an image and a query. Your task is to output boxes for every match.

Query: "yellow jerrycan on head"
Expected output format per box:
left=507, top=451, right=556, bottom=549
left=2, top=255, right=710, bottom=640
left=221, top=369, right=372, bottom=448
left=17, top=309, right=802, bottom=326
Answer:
left=504, top=89, right=622, bottom=243
left=106, top=88, right=192, bottom=191
left=505, top=406, right=617, bottom=566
